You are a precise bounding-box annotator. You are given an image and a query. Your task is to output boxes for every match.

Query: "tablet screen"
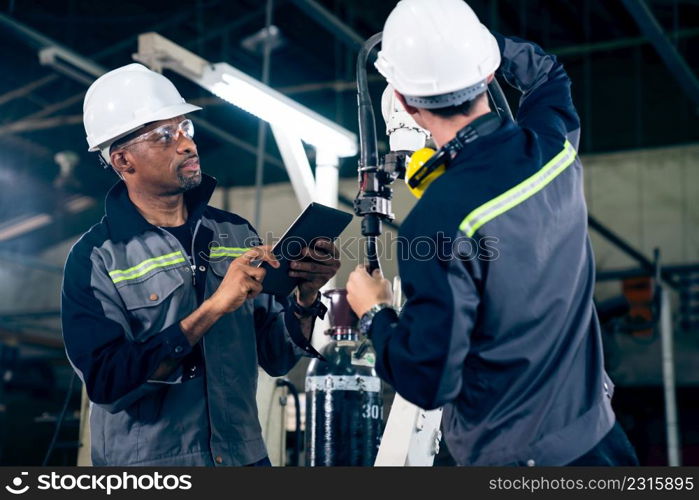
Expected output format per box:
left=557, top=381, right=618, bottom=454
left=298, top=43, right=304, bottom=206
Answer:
left=260, top=203, right=353, bottom=296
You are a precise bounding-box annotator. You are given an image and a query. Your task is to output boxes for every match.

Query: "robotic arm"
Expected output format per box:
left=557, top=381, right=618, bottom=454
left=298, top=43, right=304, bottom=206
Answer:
left=381, top=83, right=430, bottom=153
left=353, top=34, right=431, bottom=273
left=354, top=33, right=512, bottom=273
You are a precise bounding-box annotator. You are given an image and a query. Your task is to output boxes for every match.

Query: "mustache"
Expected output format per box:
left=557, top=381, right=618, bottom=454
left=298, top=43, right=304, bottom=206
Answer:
left=178, top=155, right=199, bottom=169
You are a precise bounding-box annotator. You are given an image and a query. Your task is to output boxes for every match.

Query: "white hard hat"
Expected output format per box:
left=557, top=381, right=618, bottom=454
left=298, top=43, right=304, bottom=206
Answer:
left=83, top=63, right=201, bottom=163
left=375, top=0, right=500, bottom=108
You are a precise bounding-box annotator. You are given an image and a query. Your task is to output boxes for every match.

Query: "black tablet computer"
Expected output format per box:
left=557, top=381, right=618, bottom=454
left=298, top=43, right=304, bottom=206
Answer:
left=259, top=202, right=353, bottom=296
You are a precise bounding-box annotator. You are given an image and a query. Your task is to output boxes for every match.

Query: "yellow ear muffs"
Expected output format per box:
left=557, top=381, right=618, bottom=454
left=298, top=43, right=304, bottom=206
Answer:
left=405, top=147, right=446, bottom=199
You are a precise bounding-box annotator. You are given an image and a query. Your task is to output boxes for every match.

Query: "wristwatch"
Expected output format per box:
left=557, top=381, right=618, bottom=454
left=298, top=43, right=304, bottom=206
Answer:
left=289, top=292, right=328, bottom=319
left=359, top=303, right=395, bottom=337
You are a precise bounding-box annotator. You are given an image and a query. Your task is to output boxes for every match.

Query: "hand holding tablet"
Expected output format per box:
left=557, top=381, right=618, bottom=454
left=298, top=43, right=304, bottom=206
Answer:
left=258, top=203, right=353, bottom=296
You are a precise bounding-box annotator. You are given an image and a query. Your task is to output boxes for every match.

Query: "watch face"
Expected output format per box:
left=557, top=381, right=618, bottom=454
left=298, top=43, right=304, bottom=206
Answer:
left=359, top=314, right=372, bottom=336
left=360, top=304, right=387, bottom=336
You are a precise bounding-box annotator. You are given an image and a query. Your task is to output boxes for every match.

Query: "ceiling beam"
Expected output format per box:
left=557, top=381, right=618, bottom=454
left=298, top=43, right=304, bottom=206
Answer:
left=0, top=134, right=53, bottom=158
left=0, top=115, right=83, bottom=135
left=0, top=94, right=84, bottom=136
left=620, top=0, right=699, bottom=113
left=0, top=74, right=56, bottom=108
left=0, top=9, right=195, bottom=110
left=0, top=12, right=287, bottom=174
left=289, top=0, right=366, bottom=52
left=552, top=26, right=699, bottom=56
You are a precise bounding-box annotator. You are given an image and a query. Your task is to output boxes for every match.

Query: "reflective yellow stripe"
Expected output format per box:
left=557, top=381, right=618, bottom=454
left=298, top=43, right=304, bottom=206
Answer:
left=109, top=251, right=184, bottom=277
left=209, top=246, right=251, bottom=258
left=109, top=251, right=186, bottom=284
left=111, top=256, right=186, bottom=284
left=459, top=141, right=577, bottom=237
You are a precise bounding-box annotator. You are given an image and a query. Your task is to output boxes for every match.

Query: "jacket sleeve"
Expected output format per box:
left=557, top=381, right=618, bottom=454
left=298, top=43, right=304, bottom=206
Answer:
left=252, top=293, right=321, bottom=377
left=369, top=227, right=481, bottom=410
left=493, top=32, right=581, bottom=149
left=61, top=243, right=192, bottom=411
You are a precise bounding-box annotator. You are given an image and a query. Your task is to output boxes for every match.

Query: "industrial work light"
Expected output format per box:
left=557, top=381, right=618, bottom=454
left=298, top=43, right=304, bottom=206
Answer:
left=135, top=32, right=357, bottom=159
left=209, top=70, right=357, bottom=158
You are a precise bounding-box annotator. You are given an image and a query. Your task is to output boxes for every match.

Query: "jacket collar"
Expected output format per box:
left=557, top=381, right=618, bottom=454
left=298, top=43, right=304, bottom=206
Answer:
left=105, top=173, right=217, bottom=242
left=449, top=117, right=517, bottom=169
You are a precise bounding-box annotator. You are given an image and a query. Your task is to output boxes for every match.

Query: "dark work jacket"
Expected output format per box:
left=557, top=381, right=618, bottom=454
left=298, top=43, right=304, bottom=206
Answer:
left=61, top=174, right=318, bottom=466
left=370, top=34, right=615, bottom=466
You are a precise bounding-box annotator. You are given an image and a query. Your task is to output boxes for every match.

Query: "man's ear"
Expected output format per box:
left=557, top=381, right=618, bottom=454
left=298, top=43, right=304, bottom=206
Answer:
left=395, top=91, right=419, bottom=116
left=110, top=149, right=135, bottom=177
left=486, top=73, right=495, bottom=83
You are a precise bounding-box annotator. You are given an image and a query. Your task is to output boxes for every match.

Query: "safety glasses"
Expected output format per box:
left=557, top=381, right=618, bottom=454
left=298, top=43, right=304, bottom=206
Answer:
left=118, top=119, right=194, bottom=150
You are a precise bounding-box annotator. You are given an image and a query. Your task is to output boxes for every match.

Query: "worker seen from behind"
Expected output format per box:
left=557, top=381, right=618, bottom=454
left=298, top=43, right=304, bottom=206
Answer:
left=347, top=0, right=639, bottom=466
left=62, top=63, right=339, bottom=466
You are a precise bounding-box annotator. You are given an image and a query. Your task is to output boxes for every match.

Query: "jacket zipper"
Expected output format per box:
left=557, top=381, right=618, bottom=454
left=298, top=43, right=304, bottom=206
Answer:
left=157, top=219, right=202, bottom=287
left=189, top=220, right=202, bottom=286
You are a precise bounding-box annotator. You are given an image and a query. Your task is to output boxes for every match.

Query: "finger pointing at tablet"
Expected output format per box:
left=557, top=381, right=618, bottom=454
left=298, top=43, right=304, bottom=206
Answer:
left=239, top=245, right=280, bottom=269
left=208, top=245, right=279, bottom=314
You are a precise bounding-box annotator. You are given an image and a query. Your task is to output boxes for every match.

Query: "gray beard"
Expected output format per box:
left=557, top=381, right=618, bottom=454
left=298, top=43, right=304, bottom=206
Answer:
left=177, top=170, right=202, bottom=192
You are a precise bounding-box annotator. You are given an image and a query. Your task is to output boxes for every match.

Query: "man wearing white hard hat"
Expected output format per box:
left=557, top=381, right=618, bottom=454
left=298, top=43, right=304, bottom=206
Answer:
left=347, top=0, right=638, bottom=466
left=62, top=63, right=339, bottom=466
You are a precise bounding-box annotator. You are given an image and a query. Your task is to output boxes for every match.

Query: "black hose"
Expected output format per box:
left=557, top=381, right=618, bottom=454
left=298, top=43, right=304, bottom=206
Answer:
left=356, top=34, right=383, bottom=274
left=366, top=233, right=381, bottom=274
left=276, top=378, right=301, bottom=466
left=357, top=32, right=382, bottom=170
left=42, top=371, right=76, bottom=466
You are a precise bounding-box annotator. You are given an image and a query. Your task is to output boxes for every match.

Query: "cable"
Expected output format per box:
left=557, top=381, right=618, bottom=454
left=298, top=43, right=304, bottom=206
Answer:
left=275, top=378, right=301, bottom=466
left=488, top=78, right=514, bottom=121
left=42, top=371, right=76, bottom=466
left=355, top=32, right=389, bottom=273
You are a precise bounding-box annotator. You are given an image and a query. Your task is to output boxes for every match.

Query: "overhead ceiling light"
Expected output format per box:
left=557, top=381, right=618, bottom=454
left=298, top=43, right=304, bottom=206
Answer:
left=209, top=69, right=357, bottom=157
left=136, top=32, right=358, bottom=158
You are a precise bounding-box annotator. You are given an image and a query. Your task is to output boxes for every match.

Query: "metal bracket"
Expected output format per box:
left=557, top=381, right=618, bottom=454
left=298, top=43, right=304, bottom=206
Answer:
left=134, top=32, right=209, bottom=77
left=375, top=393, right=443, bottom=466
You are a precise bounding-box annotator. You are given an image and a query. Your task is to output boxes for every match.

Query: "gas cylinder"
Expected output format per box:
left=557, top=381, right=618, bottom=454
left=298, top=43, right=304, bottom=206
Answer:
left=305, top=289, right=383, bottom=466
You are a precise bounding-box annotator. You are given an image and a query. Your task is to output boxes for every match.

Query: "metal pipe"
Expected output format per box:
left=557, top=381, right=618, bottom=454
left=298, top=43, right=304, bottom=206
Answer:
left=315, top=149, right=339, bottom=290
left=660, top=286, right=681, bottom=465
left=275, top=378, right=301, bottom=466
left=0, top=74, right=55, bottom=107
left=587, top=215, right=679, bottom=289
left=597, top=262, right=699, bottom=282
left=0, top=12, right=74, bottom=51
left=269, top=124, right=315, bottom=209
left=254, top=0, right=274, bottom=229
left=0, top=114, right=83, bottom=135
left=655, top=249, right=681, bottom=466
